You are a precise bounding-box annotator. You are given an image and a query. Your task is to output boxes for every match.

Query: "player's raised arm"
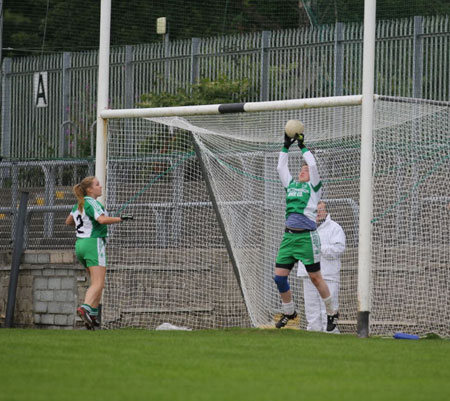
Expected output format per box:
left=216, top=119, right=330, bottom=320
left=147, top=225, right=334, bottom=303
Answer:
left=277, top=133, right=295, bottom=188
left=298, top=134, right=321, bottom=190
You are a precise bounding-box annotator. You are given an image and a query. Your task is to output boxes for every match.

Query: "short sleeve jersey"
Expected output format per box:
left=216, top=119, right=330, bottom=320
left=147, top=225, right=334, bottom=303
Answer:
left=70, top=196, right=107, bottom=238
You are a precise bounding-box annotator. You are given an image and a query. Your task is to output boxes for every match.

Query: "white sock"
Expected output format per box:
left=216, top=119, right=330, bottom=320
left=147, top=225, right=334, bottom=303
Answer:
left=282, top=301, right=295, bottom=316
left=322, top=296, right=335, bottom=315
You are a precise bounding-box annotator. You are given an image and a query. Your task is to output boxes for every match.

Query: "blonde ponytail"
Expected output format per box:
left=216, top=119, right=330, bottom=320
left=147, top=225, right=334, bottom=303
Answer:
left=73, top=176, right=96, bottom=212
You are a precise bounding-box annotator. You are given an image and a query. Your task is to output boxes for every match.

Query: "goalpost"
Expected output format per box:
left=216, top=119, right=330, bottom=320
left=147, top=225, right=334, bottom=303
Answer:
left=97, top=95, right=450, bottom=336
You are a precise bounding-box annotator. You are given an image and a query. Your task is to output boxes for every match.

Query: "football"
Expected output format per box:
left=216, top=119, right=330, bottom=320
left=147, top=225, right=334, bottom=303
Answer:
left=285, top=119, right=305, bottom=138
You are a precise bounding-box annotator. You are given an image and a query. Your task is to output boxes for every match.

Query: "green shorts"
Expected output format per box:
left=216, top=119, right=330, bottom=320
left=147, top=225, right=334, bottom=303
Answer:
left=276, top=230, right=321, bottom=269
left=75, top=237, right=107, bottom=268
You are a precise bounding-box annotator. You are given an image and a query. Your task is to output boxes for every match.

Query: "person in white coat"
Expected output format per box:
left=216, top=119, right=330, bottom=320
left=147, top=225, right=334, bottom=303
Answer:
left=297, top=201, right=346, bottom=332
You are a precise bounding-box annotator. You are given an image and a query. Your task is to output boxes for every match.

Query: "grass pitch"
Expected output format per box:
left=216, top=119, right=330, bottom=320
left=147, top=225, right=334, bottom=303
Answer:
left=0, top=328, right=449, bottom=401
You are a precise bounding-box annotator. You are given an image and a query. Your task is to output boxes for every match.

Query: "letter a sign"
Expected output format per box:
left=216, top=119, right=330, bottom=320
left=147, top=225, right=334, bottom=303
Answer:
left=34, top=72, right=48, bottom=108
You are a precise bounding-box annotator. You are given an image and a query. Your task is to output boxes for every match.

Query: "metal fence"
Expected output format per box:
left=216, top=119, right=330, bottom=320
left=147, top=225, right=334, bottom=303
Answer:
left=0, top=160, right=95, bottom=250
left=0, top=15, right=449, bottom=250
left=1, top=15, right=449, bottom=160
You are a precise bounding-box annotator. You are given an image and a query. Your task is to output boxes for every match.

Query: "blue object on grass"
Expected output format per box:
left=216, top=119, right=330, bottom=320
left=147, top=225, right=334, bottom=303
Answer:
left=394, top=332, right=419, bottom=340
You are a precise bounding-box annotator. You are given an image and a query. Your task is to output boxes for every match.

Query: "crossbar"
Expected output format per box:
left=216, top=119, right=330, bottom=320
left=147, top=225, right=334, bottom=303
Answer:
left=100, top=95, right=364, bottom=119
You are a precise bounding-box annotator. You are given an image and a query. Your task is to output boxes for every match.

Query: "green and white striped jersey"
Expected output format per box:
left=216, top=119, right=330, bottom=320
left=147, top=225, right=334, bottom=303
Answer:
left=70, top=196, right=107, bottom=238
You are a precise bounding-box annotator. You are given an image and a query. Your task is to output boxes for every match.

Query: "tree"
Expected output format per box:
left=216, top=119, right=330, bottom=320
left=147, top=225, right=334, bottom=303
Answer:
left=3, top=0, right=450, bottom=57
left=2, top=0, right=48, bottom=56
left=304, top=0, right=450, bottom=25
left=2, top=0, right=306, bottom=56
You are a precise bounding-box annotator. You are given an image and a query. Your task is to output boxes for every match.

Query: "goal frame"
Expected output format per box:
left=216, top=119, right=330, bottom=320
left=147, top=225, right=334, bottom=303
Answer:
left=98, top=94, right=375, bottom=333
left=96, top=0, right=377, bottom=336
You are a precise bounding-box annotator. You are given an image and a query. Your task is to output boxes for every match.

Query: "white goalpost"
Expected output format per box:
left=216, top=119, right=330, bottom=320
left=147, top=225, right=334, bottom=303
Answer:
left=95, top=0, right=112, bottom=206
left=357, top=0, right=376, bottom=337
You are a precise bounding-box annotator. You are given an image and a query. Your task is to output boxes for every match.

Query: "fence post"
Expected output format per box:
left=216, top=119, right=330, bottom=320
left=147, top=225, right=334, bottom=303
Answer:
left=411, top=16, right=424, bottom=242
left=43, top=165, right=55, bottom=238
left=10, top=162, right=18, bottom=239
left=413, top=16, right=423, bottom=99
left=164, top=33, right=170, bottom=88
left=334, top=22, right=344, bottom=96
left=60, top=52, right=71, bottom=158
left=191, top=37, right=200, bottom=85
left=4, top=191, right=29, bottom=328
left=124, top=45, right=134, bottom=153
left=125, top=45, right=134, bottom=108
left=333, top=22, right=345, bottom=139
left=1, top=57, right=11, bottom=158
left=260, top=31, right=271, bottom=101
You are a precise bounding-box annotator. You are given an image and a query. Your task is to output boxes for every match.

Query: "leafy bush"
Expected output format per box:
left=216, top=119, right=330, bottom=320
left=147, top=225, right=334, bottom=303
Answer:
left=138, top=76, right=255, bottom=108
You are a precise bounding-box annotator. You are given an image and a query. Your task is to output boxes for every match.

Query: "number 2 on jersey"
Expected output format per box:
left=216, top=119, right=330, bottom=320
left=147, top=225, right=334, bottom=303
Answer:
left=76, top=215, right=84, bottom=234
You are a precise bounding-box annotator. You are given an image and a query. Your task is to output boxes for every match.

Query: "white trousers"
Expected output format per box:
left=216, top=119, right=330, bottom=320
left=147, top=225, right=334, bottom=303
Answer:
left=302, top=278, right=339, bottom=332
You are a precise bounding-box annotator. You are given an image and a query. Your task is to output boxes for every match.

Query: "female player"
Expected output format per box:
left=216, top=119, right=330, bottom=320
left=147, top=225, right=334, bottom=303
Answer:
left=274, top=132, right=339, bottom=331
left=65, top=176, right=132, bottom=329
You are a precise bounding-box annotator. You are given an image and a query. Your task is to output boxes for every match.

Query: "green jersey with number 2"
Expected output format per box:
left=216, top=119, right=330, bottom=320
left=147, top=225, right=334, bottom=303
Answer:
left=71, top=196, right=107, bottom=238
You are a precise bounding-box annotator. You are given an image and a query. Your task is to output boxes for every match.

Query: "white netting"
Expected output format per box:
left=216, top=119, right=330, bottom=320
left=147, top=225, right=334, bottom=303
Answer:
left=103, top=97, right=450, bottom=337
left=370, top=98, right=450, bottom=337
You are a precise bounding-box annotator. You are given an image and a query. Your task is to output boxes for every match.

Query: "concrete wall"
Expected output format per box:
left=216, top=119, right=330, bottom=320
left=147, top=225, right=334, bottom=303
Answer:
left=0, top=250, right=88, bottom=329
left=0, top=248, right=251, bottom=330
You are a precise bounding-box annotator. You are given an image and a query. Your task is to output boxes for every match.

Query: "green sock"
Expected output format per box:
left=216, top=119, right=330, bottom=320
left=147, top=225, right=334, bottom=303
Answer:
left=90, top=307, right=99, bottom=317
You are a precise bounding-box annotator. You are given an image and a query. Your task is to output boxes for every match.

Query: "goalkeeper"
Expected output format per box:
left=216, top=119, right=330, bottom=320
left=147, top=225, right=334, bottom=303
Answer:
left=65, top=176, right=133, bottom=329
left=274, top=132, right=339, bottom=331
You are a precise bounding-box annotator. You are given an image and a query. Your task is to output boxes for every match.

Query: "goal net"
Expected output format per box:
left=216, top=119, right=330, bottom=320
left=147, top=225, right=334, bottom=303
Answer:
left=101, top=96, right=450, bottom=337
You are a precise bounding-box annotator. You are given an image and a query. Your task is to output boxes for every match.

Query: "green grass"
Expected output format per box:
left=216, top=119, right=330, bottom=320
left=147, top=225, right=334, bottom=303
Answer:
left=0, top=328, right=449, bottom=401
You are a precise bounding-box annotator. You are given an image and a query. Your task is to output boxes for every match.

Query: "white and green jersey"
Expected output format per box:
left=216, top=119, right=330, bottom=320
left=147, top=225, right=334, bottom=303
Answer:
left=277, top=147, right=322, bottom=229
left=70, top=196, right=107, bottom=238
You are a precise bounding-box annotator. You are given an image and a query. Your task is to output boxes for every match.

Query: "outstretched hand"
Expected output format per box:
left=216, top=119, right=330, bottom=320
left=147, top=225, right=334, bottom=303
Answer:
left=120, top=214, right=134, bottom=221
left=297, top=133, right=305, bottom=149
left=284, top=133, right=297, bottom=149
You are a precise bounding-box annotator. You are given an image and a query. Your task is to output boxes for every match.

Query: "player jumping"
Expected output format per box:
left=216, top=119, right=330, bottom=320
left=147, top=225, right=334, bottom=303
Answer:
left=274, top=131, right=339, bottom=332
